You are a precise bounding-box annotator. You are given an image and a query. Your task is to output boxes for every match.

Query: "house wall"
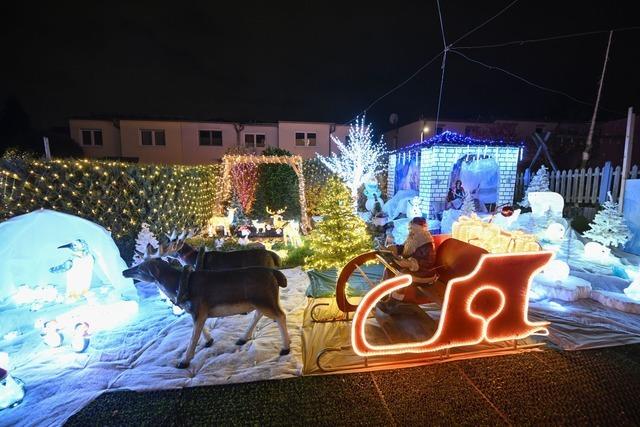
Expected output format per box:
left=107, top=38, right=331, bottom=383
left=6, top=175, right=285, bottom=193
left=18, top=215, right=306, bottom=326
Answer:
left=180, top=122, right=236, bottom=164
left=70, top=119, right=121, bottom=158
left=70, top=119, right=349, bottom=163
left=178, top=122, right=281, bottom=164
left=239, top=124, right=279, bottom=155
left=119, top=120, right=183, bottom=164
left=278, top=122, right=342, bottom=158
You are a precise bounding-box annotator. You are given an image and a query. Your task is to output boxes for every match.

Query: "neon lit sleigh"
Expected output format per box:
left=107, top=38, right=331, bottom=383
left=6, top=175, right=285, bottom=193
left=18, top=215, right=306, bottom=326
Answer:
left=312, top=236, right=553, bottom=371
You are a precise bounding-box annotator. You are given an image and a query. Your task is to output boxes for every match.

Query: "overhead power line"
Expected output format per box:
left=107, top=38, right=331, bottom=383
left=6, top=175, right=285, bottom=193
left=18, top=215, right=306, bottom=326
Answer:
left=450, top=48, right=622, bottom=115
left=456, top=26, right=640, bottom=50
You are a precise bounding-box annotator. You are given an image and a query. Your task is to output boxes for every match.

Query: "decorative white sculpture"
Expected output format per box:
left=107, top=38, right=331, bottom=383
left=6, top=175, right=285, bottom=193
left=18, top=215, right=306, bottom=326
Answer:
left=541, top=260, right=570, bottom=282
left=624, top=272, right=640, bottom=301
left=251, top=219, right=267, bottom=234
left=49, top=239, right=94, bottom=300
left=528, top=192, right=564, bottom=218
left=406, top=196, right=422, bottom=218
left=544, top=222, right=566, bottom=242
left=583, top=241, right=612, bottom=264
left=283, top=220, right=302, bottom=247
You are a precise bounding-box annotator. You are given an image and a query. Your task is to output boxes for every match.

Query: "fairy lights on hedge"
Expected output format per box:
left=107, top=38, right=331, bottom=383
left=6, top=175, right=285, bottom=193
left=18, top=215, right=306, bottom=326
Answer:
left=1, top=153, right=335, bottom=240
left=0, top=155, right=222, bottom=240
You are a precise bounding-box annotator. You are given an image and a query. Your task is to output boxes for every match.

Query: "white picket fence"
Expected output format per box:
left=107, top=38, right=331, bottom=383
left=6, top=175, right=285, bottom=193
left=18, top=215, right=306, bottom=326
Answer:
left=515, top=163, right=639, bottom=205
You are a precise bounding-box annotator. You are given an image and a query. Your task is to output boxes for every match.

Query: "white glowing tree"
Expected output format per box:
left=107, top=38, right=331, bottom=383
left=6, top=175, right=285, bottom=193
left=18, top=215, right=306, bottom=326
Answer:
left=583, top=192, right=631, bottom=248
left=520, top=165, right=550, bottom=207
left=317, top=116, right=386, bottom=208
left=132, top=222, right=159, bottom=265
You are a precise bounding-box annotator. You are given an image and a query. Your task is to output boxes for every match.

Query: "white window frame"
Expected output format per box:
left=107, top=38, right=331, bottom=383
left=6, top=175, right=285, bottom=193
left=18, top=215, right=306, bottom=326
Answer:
left=140, top=129, right=166, bottom=146
left=295, top=131, right=317, bottom=147
left=80, top=129, right=103, bottom=146
left=199, top=129, right=223, bottom=146
left=244, top=133, right=266, bottom=148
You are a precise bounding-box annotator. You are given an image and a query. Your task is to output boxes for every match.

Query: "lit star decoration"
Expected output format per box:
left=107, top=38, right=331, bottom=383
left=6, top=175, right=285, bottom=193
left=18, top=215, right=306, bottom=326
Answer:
left=351, top=250, right=553, bottom=357
left=317, top=116, right=387, bottom=207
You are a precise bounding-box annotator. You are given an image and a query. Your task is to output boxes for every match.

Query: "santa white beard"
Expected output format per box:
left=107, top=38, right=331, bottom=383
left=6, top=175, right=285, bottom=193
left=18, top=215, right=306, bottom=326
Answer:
left=402, top=228, right=432, bottom=257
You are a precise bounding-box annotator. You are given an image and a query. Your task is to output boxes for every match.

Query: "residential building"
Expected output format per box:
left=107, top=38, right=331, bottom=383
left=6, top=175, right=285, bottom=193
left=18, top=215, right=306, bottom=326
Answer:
left=68, top=117, right=349, bottom=164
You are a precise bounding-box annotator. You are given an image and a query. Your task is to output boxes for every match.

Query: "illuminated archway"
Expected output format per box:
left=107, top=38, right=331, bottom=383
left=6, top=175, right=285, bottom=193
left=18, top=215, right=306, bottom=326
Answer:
left=221, top=154, right=310, bottom=232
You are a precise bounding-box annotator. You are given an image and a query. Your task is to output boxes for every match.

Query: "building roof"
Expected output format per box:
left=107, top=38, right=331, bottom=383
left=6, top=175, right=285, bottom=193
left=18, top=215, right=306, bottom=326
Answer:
left=393, top=131, right=523, bottom=153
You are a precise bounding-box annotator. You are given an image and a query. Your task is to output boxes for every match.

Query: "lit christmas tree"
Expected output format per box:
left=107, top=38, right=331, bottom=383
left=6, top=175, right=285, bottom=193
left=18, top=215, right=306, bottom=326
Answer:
left=305, top=177, right=372, bottom=270
left=132, top=223, right=159, bottom=265
left=317, top=116, right=386, bottom=209
left=460, top=193, right=476, bottom=216
left=583, top=192, right=631, bottom=248
left=520, top=165, right=550, bottom=207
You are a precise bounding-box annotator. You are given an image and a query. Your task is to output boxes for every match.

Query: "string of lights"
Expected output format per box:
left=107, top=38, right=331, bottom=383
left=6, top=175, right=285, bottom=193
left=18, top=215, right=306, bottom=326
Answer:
left=394, top=130, right=522, bottom=154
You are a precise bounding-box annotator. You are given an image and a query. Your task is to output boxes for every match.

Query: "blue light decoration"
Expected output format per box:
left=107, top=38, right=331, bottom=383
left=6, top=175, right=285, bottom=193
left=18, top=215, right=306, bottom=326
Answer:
left=393, top=130, right=523, bottom=154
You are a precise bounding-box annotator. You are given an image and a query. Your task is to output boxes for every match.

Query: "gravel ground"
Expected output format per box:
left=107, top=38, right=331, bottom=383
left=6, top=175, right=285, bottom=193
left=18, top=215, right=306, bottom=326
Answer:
left=66, top=344, right=640, bottom=426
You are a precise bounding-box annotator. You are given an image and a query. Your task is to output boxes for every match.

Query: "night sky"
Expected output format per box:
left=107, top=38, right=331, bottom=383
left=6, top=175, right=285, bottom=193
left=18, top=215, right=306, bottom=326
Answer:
left=2, top=1, right=639, bottom=131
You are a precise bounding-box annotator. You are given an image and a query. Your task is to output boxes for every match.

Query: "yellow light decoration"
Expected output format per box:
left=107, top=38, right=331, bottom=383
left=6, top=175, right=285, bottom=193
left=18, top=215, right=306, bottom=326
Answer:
left=452, top=214, right=540, bottom=253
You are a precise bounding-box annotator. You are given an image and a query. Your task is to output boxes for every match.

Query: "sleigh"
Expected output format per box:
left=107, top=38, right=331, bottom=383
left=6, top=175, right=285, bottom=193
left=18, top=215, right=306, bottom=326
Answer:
left=308, top=235, right=553, bottom=373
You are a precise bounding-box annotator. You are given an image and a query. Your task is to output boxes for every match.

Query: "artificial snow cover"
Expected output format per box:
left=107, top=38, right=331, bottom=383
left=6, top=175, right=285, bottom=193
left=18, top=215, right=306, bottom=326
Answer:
left=0, top=267, right=309, bottom=427
left=0, top=209, right=135, bottom=299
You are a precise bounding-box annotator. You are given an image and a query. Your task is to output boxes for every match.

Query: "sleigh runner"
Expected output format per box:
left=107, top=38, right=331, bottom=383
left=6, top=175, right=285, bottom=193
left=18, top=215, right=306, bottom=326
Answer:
left=304, top=235, right=553, bottom=373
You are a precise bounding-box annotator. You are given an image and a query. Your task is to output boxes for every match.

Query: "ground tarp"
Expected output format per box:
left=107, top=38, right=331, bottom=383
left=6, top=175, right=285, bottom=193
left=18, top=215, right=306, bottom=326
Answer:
left=0, top=268, right=308, bottom=427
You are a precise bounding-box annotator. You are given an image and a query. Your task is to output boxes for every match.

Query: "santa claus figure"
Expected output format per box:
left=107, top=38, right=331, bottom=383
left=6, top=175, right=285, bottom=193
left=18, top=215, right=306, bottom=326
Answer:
left=378, top=217, right=437, bottom=312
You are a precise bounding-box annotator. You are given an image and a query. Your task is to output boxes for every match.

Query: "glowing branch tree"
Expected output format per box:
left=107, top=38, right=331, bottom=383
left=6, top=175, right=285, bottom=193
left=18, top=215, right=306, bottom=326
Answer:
left=317, top=116, right=386, bottom=208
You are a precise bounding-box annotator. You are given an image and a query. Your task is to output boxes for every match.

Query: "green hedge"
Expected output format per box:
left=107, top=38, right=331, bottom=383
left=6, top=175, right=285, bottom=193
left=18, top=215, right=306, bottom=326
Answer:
left=0, top=152, right=336, bottom=261
left=252, top=148, right=301, bottom=219
left=0, top=153, right=223, bottom=260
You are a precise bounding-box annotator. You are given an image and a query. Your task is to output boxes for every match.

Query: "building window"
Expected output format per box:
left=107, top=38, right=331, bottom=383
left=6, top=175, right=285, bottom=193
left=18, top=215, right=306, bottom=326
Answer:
left=295, top=132, right=317, bottom=146
left=199, top=130, right=223, bottom=146
left=80, top=129, right=103, bottom=146
left=245, top=133, right=266, bottom=148
left=140, top=129, right=166, bottom=146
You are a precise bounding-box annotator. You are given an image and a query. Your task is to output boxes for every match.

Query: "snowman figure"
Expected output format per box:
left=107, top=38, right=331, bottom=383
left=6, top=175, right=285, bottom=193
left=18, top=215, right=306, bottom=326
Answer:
left=364, top=181, right=383, bottom=213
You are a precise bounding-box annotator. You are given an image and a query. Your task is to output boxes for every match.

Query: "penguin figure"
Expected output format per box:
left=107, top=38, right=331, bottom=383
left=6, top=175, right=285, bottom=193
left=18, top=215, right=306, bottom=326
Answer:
left=49, top=239, right=94, bottom=299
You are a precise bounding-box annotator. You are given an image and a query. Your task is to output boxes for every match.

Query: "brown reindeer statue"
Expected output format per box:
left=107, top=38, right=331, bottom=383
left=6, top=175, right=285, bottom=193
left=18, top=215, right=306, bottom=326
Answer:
left=163, top=230, right=281, bottom=270
left=122, top=244, right=290, bottom=368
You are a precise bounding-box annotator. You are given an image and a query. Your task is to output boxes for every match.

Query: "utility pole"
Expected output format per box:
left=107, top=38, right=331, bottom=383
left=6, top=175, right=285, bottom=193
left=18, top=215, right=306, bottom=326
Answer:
left=582, top=30, right=613, bottom=169
left=618, top=107, right=635, bottom=212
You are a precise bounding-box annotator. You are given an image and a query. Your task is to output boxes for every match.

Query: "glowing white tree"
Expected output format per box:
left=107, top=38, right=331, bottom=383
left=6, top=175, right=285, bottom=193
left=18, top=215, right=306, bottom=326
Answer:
left=132, top=222, right=159, bottom=265
left=583, top=192, right=631, bottom=248
left=520, top=165, right=550, bottom=207
left=317, top=116, right=386, bottom=208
